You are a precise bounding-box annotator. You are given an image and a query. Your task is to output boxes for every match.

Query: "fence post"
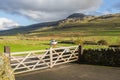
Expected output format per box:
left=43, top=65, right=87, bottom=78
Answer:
left=4, top=46, right=11, bottom=58
left=78, top=45, right=83, bottom=63
left=50, top=47, right=53, bottom=68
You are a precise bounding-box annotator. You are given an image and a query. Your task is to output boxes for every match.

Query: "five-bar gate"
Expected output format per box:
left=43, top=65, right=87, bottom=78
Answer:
left=10, top=46, right=79, bottom=74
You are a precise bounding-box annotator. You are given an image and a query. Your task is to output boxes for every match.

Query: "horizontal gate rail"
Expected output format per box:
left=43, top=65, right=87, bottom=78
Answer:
left=10, top=46, right=79, bottom=74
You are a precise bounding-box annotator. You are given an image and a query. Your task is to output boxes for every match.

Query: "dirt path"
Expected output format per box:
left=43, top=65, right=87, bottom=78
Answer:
left=16, top=63, right=120, bottom=80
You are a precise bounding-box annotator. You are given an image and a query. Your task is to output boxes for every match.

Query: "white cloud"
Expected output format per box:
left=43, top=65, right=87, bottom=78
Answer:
left=0, top=18, right=19, bottom=30
left=0, top=0, right=103, bottom=22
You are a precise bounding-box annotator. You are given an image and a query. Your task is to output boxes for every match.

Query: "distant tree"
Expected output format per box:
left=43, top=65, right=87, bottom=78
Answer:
left=97, top=40, right=108, bottom=45
left=17, top=33, right=26, bottom=40
left=74, top=38, right=83, bottom=45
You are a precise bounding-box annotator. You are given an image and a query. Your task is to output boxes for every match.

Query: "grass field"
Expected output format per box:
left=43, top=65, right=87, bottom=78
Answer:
left=0, top=39, right=74, bottom=52
left=0, top=36, right=119, bottom=52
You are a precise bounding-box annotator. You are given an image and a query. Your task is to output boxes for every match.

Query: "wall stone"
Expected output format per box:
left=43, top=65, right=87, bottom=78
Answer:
left=0, top=53, right=15, bottom=80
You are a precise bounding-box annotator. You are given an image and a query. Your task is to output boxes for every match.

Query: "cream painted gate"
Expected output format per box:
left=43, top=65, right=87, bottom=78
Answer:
left=10, top=46, right=79, bottom=74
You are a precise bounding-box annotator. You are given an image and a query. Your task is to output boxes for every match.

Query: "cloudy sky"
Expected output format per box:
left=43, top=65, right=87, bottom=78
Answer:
left=0, top=0, right=120, bottom=30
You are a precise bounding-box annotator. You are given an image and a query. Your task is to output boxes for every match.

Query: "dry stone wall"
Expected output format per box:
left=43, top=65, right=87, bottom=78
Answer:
left=0, top=53, right=15, bottom=80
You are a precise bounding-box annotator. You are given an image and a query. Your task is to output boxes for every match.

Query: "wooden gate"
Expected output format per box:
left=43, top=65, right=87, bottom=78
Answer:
left=10, top=46, right=79, bottom=74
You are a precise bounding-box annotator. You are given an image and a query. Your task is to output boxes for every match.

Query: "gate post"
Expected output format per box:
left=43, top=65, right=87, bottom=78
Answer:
left=4, top=46, right=11, bottom=59
left=50, top=47, right=53, bottom=68
left=78, top=45, right=83, bottom=63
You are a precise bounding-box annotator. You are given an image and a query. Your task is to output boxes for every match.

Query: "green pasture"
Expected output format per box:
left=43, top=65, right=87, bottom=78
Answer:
left=0, top=39, right=74, bottom=52
left=0, top=36, right=119, bottom=53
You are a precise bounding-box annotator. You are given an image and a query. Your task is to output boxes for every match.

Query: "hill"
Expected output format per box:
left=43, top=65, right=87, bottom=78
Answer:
left=0, top=21, right=60, bottom=36
left=0, top=13, right=120, bottom=37
left=67, top=13, right=87, bottom=19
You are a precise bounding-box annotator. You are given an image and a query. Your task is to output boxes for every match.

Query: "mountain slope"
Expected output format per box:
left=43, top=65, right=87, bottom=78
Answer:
left=0, top=21, right=60, bottom=35
left=0, top=13, right=120, bottom=37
